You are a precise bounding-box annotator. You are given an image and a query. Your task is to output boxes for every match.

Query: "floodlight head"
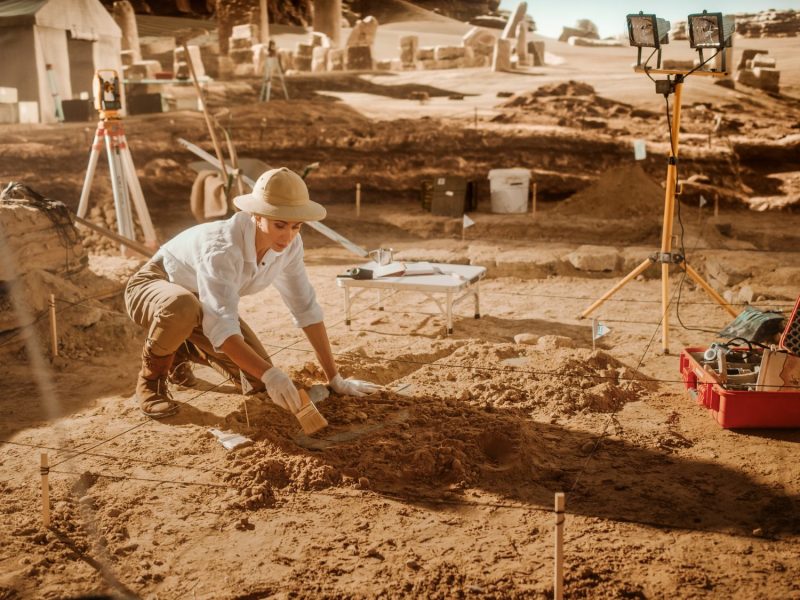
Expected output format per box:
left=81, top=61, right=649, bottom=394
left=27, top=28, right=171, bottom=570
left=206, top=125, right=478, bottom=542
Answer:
left=688, top=10, right=735, bottom=49
left=626, top=12, right=671, bottom=48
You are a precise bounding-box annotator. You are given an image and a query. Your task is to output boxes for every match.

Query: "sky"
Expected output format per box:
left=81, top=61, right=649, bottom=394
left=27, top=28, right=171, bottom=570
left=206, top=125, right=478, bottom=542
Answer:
left=498, top=1, right=800, bottom=39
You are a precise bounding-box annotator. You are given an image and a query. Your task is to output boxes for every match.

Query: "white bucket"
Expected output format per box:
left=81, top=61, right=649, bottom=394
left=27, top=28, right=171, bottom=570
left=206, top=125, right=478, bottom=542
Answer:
left=488, top=168, right=530, bottom=213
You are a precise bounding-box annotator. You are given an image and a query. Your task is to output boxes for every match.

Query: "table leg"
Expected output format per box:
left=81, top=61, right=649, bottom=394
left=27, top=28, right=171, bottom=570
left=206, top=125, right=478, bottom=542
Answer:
left=446, top=290, right=453, bottom=335
left=344, top=287, right=351, bottom=326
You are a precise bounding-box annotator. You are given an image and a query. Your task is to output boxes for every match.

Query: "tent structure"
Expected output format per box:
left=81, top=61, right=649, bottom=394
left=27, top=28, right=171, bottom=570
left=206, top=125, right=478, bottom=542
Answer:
left=0, top=0, right=122, bottom=123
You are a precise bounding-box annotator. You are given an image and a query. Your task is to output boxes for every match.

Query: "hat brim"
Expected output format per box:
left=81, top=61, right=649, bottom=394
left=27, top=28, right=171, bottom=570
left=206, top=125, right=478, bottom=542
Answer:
left=233, top=194, right=327, bottom=222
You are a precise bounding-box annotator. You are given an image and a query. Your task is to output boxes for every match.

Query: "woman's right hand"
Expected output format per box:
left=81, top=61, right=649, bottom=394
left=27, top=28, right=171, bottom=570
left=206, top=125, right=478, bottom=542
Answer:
left=260, top=367, right=301, bottom=413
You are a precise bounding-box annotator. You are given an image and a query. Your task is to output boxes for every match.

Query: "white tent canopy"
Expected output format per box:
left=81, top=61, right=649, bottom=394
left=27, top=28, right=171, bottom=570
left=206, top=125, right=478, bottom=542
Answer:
left=0, top=0, right=122, bottom=123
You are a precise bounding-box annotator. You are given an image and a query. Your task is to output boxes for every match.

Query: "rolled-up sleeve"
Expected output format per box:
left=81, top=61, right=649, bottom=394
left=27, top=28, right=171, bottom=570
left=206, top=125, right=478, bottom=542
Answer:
left=196, top=249, right=243, bottom=349
left=272, top=237, right=324, bottom=328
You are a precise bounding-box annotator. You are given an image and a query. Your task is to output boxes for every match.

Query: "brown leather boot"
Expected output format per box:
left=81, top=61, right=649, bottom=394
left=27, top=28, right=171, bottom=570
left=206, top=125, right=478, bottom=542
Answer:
left=169, top=343, right=197, bottom=387
left=136, top=347, right=179, bottom=418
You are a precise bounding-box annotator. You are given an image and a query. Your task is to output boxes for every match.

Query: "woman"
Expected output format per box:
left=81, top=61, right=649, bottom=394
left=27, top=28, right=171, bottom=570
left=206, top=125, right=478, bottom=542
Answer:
left=125, top=167, right=379, bottom=418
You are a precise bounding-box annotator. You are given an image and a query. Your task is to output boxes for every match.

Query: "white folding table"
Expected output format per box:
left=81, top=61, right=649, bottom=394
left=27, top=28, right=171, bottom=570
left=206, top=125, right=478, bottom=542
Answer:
left=336, top=262, right=486, bottom=335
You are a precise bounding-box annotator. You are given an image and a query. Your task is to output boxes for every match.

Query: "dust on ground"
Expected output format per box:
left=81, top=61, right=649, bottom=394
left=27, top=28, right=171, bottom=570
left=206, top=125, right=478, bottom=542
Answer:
left=1, top=24, right=799, bottom=600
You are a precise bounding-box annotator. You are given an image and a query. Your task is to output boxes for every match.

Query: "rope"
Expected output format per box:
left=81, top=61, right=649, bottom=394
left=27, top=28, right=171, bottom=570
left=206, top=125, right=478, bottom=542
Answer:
left=0, top=439, right=236, bottom=476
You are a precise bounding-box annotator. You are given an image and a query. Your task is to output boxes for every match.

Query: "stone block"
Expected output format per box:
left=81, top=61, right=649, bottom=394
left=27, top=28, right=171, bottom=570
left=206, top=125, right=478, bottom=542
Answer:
left=463, top=26, right=496, bottom=50
left=120, top=50, right=136, bottom=66
left=528, top=41, right=545, bottom=66
left=312, top=46, right=329, bottom=72
left=296, top=43, right=314, bottom=58
left=416, top=47, right=434, bottom=61
left=0, top=87, right=18, bottom=103
left=231, top=23, right=258, bottom=41
left=278, top=49, right=294, bottom=71
left=346, top=15, right=378, bottom=47
left=229, top=49, right=253, bottom=65
left=400, top=35, right=418, bottom=64
left=293, top=56, right=312, bottom=72
left=232, top=63, right=255, bottom=78
left=515, top=22, right=528, bottom=66
left=229, top=37, right=252, bottom=51
left=514, top=333, right=539, bottom=345
left=206, top=56, right=233, bottom=80
left=0, top=103, right=18, bottom=124
left=564, top=245, right=619, bottom=272
left=345, top=45, right=372, bottom=70
left=737, top=48, right=768, bottom=70
left=140, top=36, right=175, bottom=57
left=174, top=45, right=205, bottom=79
left=328, top=48, right=344, bottom=71
left=752, top=55, right=777, bottom=68
left=753, top=67, right=780, bottom=92
left=492, top=38, right=511, bottom=72
left=376, top=59, right=393, bottom=71
left=124, top=60, right=161, bottom=81
left=163, top=85, right=199, bottom=111
left=434, top=45, right=465, bottom=61
left=310, top=32, right=331, bottom=48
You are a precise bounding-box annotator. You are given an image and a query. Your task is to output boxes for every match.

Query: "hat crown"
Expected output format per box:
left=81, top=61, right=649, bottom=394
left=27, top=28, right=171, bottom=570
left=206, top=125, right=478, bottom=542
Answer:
left=254, top=167, right=309, bottom=207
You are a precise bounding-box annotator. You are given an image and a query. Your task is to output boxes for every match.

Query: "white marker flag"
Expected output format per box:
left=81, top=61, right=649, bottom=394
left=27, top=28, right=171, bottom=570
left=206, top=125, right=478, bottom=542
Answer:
left=633, top=139, right=647, bottom=161
left=592, top=320, right=610, bottom=341
left=463, top=213, right=475, bottom=229
left=699, top=195, right=708, bottom=207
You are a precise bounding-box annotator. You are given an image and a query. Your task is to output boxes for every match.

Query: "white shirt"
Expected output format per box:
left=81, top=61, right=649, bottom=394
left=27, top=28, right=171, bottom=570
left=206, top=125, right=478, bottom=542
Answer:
left=154, top=212, right=323, bottom=349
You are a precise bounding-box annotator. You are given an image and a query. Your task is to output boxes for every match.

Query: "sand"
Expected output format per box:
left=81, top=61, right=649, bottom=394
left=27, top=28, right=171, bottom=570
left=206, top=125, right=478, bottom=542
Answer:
left=0, top=13, right=799, bottom=600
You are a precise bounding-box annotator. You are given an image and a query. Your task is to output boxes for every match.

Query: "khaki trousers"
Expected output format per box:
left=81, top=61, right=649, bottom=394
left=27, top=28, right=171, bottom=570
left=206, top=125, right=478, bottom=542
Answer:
left=125, top=259, right=268, bottom=393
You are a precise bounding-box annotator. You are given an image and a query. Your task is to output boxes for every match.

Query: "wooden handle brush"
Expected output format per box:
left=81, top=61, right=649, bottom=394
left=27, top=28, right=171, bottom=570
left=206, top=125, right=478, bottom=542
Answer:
left=295, top=389, right=328, bottom=435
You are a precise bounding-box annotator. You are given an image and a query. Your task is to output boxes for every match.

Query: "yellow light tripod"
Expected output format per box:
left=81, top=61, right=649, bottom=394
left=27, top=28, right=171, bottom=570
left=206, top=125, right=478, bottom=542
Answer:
left=581, top=67, right=738, bottom=354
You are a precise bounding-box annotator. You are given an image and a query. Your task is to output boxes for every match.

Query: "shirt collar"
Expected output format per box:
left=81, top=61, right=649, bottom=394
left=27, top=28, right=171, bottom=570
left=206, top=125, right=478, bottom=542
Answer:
left=239, top=212, right=257, bottom=265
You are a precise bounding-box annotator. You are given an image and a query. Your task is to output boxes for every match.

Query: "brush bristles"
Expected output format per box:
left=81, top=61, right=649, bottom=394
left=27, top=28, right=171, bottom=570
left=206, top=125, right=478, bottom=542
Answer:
left=296, top=389, right=328, bottom=435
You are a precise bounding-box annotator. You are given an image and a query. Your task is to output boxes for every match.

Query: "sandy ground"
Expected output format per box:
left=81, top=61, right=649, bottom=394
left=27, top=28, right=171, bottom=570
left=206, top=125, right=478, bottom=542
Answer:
left=1, top=15, right=800, bottom=600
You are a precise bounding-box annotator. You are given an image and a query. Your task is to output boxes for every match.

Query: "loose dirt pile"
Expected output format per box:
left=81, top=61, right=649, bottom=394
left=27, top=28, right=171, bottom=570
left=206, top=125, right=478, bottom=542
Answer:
left=554, top=163, right=665, bottom=219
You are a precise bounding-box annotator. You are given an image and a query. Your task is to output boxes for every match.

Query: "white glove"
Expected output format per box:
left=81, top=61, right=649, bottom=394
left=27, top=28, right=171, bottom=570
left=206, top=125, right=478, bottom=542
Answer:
left=260, top=367, right=301, bottom=413
left=329, top=373, right=381, bottom=397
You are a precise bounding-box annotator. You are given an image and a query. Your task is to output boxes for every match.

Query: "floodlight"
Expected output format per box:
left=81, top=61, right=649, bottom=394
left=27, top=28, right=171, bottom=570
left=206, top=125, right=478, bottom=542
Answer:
left=626, top=12, right=670, bottom=69
left=626, top=12, right=670, bottom=48
left=688, top=10, right=734, bottom=49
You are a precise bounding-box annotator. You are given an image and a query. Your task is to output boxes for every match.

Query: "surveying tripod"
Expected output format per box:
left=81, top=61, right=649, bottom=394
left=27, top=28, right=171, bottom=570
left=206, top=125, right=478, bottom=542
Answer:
left=260, top=42, right=289, bottom=102
left=76, top=70, right=157, bottom=254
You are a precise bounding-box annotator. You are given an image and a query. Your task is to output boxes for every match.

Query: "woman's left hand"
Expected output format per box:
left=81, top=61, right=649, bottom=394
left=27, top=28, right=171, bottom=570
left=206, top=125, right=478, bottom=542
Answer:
left=329, top=373, right=381, bottom=397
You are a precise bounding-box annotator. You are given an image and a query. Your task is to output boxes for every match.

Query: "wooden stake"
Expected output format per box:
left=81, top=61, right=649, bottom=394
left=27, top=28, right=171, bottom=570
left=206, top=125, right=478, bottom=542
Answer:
left=554, top=492, right=565, bottom=600
left=591, top=318, right=597, bottom=352
left=531, top=181, right=537, bottom=216
left=242, top=398, right=251, bottom=428
left=41, top=453, right=51, bottom=527
left=714, top=196, right=719, bottom=218
left=183, top=43, right=228, bottom=184
left=474, top=106, right=478, bottom=128
left=48, top=294, right=58, bottom=358
left=356, top=183, right=361, bottom=218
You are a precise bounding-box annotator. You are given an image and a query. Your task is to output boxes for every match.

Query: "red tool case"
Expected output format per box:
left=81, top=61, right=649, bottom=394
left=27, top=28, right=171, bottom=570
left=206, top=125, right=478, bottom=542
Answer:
left=679, top=346, right=800, bottom=429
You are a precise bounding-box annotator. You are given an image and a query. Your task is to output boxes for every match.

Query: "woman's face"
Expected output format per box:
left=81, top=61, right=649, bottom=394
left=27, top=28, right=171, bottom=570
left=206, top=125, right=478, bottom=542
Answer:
left=257, top=217, right=303, bottom=252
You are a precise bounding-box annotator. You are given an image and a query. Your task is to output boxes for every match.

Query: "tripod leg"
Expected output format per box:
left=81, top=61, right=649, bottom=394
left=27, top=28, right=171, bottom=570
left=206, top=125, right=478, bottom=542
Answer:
left=581, top=258, right=654, bottom=319
left=119, top=137, right=158, bottom=247
left=279, top=70, right=289, bottom=100
left=679, top=261, right=739, bottom=318
left=661, top=262, right=670, bottom=353
left=104, top=133, right=135, bottom=251
left=77, top=131, right=103, bottom=218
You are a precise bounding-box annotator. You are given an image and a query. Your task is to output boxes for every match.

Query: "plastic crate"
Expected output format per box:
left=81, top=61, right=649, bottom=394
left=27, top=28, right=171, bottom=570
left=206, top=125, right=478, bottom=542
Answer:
left=679, top=347, right=800, bottom=429
left=780, top=296, right=800, bottom=355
